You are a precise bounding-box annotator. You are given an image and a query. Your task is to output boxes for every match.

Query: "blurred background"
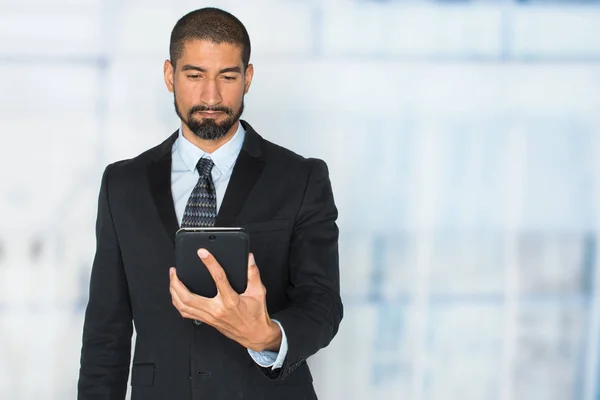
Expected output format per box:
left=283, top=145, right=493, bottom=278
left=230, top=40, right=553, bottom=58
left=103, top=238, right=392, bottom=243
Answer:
left=1, top=0, right=600, bottom=399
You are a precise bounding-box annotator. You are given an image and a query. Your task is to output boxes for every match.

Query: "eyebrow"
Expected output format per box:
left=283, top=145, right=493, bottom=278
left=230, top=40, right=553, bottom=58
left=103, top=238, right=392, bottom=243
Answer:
left=181, top=65, right=242, bottom=74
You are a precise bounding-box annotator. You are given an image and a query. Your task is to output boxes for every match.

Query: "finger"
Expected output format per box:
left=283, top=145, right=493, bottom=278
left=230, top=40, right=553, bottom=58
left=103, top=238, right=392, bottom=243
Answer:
left=197, top=248, right=236, bottom=300
left=169, top=281, right=213, bottom=323
left=170, top=268, right=211, bottom=310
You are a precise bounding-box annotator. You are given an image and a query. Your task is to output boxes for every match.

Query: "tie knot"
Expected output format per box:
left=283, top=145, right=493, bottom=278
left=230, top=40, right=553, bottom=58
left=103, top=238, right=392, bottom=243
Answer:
left=196, top=157, right=214, bottom=177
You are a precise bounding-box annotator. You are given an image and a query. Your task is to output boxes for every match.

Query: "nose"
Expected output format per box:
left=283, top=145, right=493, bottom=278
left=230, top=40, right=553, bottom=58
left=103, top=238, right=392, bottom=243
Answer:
left=199, top=78, right=223, bottom=106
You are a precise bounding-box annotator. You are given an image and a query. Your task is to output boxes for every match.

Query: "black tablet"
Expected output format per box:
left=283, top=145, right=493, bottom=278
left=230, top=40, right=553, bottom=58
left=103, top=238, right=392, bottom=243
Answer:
left=175, top=227, right=249, bottom=298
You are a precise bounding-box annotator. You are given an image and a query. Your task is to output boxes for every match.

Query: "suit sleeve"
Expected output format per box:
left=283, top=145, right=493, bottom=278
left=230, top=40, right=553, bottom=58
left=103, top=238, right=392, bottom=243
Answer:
left=268, top=158, right=343, bottom=380
left=78, top=165, right=133, bottom=399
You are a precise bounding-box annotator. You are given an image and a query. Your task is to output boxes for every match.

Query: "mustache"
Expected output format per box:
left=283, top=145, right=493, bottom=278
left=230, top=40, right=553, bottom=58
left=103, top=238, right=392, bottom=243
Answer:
left=188, top=105, right=233, bottom=116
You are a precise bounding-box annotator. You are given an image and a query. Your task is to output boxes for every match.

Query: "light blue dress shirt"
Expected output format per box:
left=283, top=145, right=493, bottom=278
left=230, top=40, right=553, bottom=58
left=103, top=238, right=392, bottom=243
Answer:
left=171, top=122, right=288, bottom=370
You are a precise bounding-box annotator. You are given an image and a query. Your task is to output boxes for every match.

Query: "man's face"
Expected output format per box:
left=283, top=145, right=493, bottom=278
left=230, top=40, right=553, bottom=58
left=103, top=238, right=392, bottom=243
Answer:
left=164, top=40, right=253, bottom=141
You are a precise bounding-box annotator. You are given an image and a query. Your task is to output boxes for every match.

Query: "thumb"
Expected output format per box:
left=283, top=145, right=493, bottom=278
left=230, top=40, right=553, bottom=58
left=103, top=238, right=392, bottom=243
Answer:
left=247, top=253, right=260, bottom=281
left=246, top=253, right=263, bottom=292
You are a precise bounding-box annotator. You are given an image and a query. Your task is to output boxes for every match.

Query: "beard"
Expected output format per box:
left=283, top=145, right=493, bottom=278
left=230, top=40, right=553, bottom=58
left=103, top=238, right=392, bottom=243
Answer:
left=174, top=95, right=244, bottom=141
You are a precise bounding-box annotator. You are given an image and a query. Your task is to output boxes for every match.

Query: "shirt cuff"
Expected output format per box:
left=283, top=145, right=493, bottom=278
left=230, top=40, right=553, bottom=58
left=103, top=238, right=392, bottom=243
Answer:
left=247, top=319, right=288, bottom=370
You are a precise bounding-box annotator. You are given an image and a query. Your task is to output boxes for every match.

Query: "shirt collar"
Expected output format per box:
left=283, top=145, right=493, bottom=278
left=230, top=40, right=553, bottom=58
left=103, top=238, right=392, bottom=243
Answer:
left=175, top=122, right=245, bottom=178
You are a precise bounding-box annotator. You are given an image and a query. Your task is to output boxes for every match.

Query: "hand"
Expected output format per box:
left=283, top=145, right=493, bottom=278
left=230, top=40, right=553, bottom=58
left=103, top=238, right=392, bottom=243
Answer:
left=169, top=249, right=282, bottom=352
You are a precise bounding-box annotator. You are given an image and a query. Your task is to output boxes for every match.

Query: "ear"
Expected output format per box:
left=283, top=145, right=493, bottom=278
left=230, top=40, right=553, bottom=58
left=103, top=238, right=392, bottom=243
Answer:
left=243, top=63, right=254, bottom=95
left=164, top=60, right=175, bottom=93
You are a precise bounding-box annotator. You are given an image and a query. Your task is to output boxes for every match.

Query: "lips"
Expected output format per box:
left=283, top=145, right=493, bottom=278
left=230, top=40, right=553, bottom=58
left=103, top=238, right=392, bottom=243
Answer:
left=196, top=111, right=223, bottom=117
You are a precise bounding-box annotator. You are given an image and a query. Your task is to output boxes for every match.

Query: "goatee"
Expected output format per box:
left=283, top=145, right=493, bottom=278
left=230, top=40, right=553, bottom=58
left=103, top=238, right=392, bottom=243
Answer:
left=174, top=96, right=244, bottom=141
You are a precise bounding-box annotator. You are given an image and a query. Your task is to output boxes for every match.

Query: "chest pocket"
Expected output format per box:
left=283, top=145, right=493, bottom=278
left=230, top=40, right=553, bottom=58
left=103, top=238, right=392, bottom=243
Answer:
left=242, top=218, right=291, bottom=260
left=242, top=218, right=290, bottom=234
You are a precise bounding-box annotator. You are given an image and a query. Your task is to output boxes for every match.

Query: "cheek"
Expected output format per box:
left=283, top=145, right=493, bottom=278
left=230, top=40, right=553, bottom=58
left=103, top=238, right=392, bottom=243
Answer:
left=223, top=84, right=245, bottom=107
left=174, top=84, right=197, bottom=109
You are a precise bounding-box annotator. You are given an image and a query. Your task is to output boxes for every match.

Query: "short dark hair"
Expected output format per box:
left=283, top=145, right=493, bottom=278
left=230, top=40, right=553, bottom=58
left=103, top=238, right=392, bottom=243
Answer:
left=169, top=7, right=251, bottom=70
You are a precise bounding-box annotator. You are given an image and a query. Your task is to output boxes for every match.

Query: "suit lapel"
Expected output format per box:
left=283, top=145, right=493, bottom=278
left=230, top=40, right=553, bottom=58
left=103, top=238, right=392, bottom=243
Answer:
left=147, top=131, right=179, bottom=245
left=146, top=122, right=266, bottom=240
left=215, top=120, right=266, bottom=227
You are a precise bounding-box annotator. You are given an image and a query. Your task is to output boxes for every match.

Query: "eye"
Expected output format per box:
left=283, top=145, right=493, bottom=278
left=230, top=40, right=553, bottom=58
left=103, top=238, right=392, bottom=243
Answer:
left=222, top=75, right=237, bottom=81
left=187, top=75, right=200, bottom=79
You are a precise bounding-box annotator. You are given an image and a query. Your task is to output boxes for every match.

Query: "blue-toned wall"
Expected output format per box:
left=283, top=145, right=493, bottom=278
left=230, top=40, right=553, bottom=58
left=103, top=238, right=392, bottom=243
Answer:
left=1, top=1, right=600, bottom=399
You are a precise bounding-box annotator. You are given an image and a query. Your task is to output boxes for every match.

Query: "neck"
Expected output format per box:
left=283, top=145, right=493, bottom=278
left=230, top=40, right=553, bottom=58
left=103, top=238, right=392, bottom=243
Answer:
left=181, top=120, right=240, bottom=153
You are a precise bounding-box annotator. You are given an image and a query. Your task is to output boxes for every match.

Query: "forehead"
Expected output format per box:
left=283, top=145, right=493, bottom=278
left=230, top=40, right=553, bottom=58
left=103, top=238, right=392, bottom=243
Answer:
left=179, top=39, right=243, bottom=66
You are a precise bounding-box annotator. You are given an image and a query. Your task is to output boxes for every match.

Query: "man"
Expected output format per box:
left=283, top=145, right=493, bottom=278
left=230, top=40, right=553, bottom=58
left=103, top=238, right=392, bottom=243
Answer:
left=77, top=7, right=342, bottom=400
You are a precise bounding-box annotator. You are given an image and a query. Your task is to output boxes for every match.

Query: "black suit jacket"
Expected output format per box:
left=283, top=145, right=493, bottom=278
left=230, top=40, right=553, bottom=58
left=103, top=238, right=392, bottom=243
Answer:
left=78, top=121, right=343, bottom=400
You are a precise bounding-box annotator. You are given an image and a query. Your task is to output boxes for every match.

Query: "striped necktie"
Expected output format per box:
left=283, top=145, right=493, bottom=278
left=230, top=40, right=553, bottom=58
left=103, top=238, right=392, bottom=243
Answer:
left=181, top=157, right=217, bottom=227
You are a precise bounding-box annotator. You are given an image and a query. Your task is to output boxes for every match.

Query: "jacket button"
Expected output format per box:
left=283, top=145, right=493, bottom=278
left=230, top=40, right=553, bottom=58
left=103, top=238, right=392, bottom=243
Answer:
left=193, top=320, right=202, bottom=326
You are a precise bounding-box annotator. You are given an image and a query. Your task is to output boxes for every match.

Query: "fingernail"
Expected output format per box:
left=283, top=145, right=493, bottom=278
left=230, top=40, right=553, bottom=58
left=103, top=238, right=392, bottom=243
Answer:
left=249, top=253, right=255, bottom=265
left=169, top=267, right=174, bottom=276
left=198, top=248, right=209, bottom=259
